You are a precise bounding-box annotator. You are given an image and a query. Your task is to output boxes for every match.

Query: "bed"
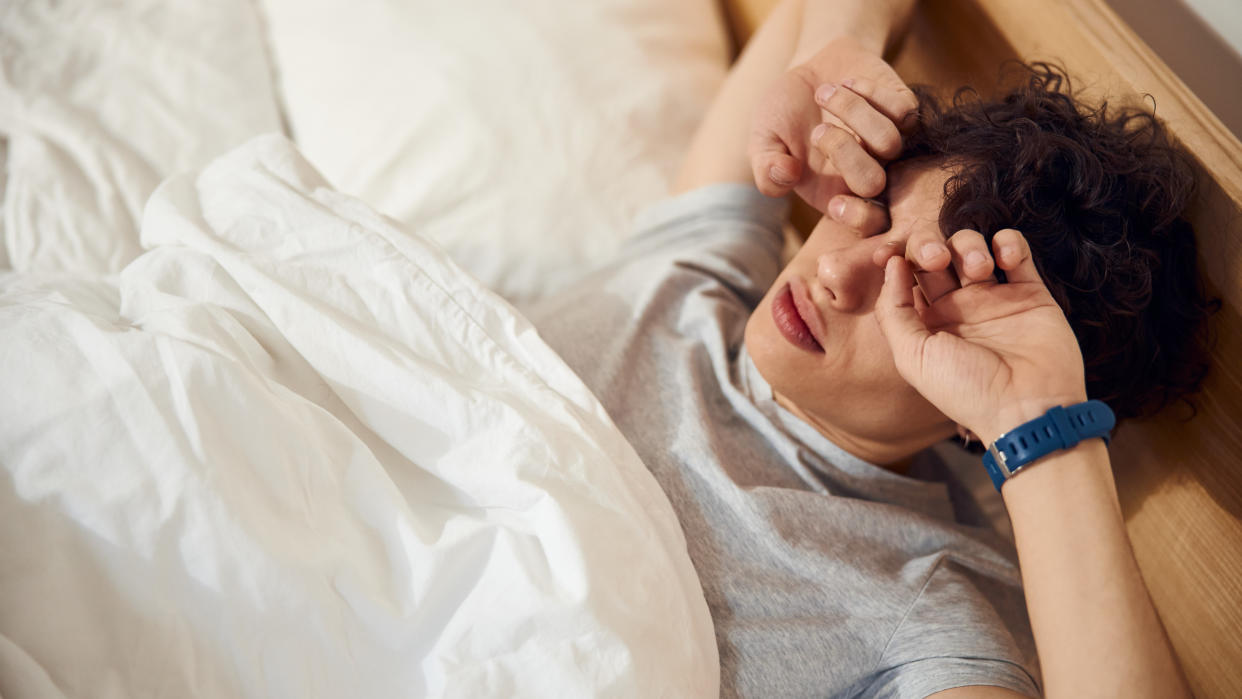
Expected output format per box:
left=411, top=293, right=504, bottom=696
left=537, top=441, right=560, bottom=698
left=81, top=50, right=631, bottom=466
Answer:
left=727, top=1, right=1242, bottom=696
left=0, top=1, right=729, bottom=696
left=1, top=0, right=1239, bottom=696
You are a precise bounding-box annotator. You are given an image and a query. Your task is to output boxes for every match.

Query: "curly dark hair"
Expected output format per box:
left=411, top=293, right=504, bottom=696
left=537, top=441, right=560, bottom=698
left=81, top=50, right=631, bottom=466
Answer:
left=899, top=63, right=1218, bottom=424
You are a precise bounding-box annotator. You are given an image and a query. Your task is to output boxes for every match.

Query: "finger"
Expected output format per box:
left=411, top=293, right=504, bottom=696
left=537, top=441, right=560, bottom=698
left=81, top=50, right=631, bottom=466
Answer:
left=811, top=123, right=886, bottom=198
left=875, top=256, right=933, bottom=382
left=831, top=76, right=920, bottom=132
left=904, top=221, right=958, bottom=303
left=991, top=228, right=1043, bottom=284
left=748, top=129, right=803, bottom=197
left=828, top=194, right=890, bottom=235
left=815, top=82, right=903, bottom=160
left=869, top=242, right=939, bottom=318
left=872, top=239, right=904, bottom=268
left=946, top=228, right=996, bottom=286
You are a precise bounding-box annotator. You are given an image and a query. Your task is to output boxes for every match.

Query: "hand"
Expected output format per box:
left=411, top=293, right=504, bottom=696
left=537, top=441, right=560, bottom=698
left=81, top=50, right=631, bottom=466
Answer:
left=874, top=228, right=1089, bottom=445
left=749, top=36, right=918, bottom=212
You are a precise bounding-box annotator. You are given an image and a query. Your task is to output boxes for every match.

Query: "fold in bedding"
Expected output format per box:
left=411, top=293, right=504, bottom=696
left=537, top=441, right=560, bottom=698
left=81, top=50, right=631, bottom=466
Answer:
left=0, top=0, right=283, bottom=275
left=0, top=136, right=716, bottom=699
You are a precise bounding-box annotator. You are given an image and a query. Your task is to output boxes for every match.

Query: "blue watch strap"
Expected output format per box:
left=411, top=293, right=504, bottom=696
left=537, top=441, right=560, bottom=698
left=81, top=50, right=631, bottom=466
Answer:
left=982, top=400, right=1116, bottom=491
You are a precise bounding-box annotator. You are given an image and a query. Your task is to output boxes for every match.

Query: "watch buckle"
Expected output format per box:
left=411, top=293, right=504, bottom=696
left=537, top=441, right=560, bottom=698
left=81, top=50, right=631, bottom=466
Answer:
left=988, top=441, right=1012, bottom=478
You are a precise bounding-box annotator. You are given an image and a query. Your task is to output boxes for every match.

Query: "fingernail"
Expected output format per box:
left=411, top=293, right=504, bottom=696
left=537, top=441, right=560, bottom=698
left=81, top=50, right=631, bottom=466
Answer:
left=830, top=197, right=846, bottom=219
left=966, top=250, right=987, bottom=268
left=921, top=243, right=946, bottom=262
left=1000, top=245, right=1018, bottom=261
left=769, top=165, right=795, bottom=187
left=842, top=78, right=855, bottom=89
left=811, top=123, right=827, bottom=145
left=815, top=83, right=836, bottom=104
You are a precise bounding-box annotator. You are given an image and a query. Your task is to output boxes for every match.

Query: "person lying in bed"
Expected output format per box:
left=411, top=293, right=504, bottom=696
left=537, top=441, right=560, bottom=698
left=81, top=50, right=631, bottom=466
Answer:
left=529, top=0, right=1213, bottom=696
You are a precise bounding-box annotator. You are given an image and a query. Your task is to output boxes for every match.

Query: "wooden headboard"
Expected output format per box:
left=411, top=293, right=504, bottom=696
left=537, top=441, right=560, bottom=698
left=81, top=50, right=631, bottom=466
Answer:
left=720, top=1, right=1242, bottom=696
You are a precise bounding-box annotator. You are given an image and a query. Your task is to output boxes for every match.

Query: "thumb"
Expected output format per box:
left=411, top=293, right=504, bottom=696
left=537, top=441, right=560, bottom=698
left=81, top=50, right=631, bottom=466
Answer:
left=875, top=256, right=933, bottom=384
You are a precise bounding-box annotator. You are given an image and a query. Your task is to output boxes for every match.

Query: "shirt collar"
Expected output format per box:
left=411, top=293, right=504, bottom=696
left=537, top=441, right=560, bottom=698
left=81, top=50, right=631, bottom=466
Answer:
left=738, top=346, right=956, bottom=521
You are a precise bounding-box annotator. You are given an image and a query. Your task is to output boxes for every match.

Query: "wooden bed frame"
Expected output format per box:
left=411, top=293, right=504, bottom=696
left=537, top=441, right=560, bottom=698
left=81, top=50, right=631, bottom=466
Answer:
left=720, top=1, right=1242, bottom=696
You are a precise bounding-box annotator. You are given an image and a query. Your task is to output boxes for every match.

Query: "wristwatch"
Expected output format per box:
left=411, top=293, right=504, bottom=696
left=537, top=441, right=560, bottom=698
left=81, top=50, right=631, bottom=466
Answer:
left=982, top=400, right=1116, bottom=492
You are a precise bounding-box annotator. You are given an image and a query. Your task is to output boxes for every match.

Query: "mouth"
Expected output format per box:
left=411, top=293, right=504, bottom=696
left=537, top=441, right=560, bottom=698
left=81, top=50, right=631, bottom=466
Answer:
left=771, top=281, right=825, bottom=354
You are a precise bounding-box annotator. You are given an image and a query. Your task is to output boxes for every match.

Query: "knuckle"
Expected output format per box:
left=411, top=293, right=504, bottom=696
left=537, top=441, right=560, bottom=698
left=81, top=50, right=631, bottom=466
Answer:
left=822, top=126, right=854, bottom=154
left=842, top=96, right=874, bottom=125
left=828, top=88, right=863, bottom=117
left=847, top=77, right=874, bottom=95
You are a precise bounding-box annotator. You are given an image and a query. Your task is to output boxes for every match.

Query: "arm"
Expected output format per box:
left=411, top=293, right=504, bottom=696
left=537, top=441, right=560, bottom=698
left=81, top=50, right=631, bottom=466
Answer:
left=876, top=232, right=1193, bottom=698
left=792, top=0, right=912, bottom=64
left=673, top=0, right=917, bottom=203
left=997, top=439, right=1191, bottom=698
left=673, top=0, right=806, bottom=193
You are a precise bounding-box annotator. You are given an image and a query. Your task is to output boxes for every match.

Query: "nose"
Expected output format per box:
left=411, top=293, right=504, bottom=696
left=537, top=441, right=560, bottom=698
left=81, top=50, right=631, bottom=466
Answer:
left=816, top=246, right=885, bottom=312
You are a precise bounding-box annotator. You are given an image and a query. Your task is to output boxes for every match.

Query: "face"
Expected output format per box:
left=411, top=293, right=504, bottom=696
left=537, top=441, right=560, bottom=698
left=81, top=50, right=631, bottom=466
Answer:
left=744, top=161, right=958, bottom=465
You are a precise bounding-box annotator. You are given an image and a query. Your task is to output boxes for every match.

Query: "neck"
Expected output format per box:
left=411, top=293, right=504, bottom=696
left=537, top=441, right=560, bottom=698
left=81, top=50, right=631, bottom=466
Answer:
left=773, top=390, right=951, bottom=474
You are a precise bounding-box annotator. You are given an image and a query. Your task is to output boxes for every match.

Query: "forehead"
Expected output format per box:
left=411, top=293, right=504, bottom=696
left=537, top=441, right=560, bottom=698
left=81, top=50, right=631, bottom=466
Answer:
left=886, top=159, right=952, bottom=221
left=837, top=158, right=951, bottom=245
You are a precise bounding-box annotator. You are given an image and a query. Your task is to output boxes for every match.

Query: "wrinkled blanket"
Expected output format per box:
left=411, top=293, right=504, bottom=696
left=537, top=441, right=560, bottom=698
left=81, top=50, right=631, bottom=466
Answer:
left=0, top=136, right=716, bottom=699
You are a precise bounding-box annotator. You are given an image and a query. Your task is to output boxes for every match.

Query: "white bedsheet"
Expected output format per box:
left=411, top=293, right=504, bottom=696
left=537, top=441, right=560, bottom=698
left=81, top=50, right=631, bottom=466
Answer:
left=0, top=136, right=717, bottom=699
left=0, top=0, right=283, bottom=275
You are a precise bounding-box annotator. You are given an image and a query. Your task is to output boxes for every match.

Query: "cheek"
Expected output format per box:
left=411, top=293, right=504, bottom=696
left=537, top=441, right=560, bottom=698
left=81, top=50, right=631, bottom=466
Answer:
left=802, top=315, right=914, bottom=405
left=850, top=318, right=948, bottom=419
left=847, top=318, right=920, bottom=395
left=744, top=298, right=788, bottom=372
left=857, top=320, right=900, bottom=379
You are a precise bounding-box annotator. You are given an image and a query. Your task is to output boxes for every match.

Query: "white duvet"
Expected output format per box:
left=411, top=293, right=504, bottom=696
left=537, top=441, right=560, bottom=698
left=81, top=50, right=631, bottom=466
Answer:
left=0, top=136, right=717, bottom=698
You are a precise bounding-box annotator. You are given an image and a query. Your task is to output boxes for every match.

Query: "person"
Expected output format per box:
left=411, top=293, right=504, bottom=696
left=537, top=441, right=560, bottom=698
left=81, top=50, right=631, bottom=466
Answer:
left=528, top=0, right=1214, bottom=695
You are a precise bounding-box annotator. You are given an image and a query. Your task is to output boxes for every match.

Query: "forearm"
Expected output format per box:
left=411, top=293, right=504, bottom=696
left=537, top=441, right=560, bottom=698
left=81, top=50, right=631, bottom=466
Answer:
left=1001, top=439, right=1191, bottom=697
left=793, top=0, right=917, bottom=63
left=674, top=0, right=801, bottom=192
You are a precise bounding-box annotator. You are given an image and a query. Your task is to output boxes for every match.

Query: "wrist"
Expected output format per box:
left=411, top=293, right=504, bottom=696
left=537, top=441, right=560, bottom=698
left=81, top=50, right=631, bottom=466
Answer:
left=791, top=0, right=910, bottom=64
left=975, top=392, right=1089, bottom=447
left=979, top=399, right=1114, bottom=494
left=998, top=436, right=1112, bottom=503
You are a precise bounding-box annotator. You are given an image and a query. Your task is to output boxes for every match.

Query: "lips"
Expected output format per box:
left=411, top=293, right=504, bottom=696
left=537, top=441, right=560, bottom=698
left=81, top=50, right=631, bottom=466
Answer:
left=788, top=276, right=828, bottom=345
left=771, top=282, right=824, bottom=354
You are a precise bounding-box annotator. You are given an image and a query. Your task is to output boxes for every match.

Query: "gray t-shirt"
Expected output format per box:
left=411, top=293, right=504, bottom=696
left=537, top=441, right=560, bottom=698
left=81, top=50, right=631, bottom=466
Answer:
left=527, top=184, right=1040, bottom=698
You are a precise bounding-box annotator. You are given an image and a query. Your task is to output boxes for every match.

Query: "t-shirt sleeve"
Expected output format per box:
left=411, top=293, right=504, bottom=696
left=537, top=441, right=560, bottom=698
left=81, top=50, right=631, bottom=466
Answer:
left=865, top=558, right=1042, bottom=698
left=619, top=182, right=790, bottom=307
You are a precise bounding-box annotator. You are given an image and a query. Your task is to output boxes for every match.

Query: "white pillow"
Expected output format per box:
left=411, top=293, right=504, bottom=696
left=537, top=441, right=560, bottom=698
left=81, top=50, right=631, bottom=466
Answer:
left=0, top=0, right=284, bottom=274
left=261, top=0, right=731, bottom=304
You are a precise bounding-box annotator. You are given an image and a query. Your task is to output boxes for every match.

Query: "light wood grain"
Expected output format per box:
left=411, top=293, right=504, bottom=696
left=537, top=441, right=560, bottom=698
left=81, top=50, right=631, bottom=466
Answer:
left=720, top=0, right=1242, bottom=696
